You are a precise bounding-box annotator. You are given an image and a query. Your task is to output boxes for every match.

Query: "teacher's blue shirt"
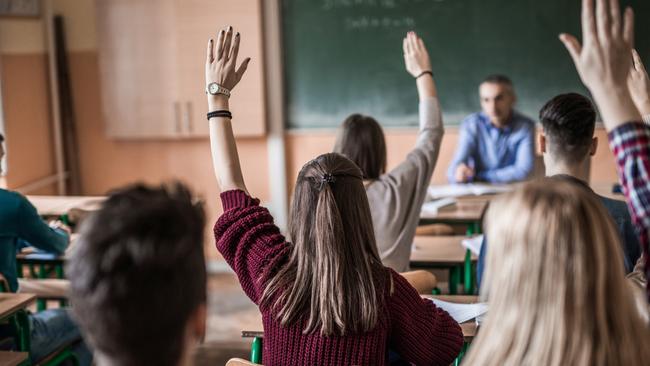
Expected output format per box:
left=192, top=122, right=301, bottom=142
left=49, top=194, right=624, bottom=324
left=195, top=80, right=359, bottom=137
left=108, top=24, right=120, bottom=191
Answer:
left=447, top=111, right=535, bottom=183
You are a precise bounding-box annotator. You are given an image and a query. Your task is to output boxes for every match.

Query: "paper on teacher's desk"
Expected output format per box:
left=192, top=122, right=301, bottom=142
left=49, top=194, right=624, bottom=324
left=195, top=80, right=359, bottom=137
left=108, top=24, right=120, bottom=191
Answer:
left=430, top=299, right=488, bottom=324
left=427, top=184, right=513, bottom=199
left=420, top=197, right=456, bottom=217
left=462, top=234, right=484, bottom=256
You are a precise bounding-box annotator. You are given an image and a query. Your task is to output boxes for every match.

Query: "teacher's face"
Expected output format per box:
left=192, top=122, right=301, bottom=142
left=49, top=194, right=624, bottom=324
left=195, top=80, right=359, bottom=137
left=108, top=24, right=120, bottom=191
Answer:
left=479, top=82, right=515, bottom=127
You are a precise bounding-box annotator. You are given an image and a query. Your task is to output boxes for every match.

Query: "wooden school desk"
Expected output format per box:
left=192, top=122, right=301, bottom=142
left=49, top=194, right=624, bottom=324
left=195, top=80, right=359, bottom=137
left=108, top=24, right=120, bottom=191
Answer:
left=27, top=195, right=105, bottom=222
left=241, top=295, right=481, bottom=366
left=15, top=234, right=77, bottom=311
left=420, top=196, right=490, bottom=228
left=0, top=293, right=36, bottom=353
left=410, top=236, right=478, bottom=295
left=0, top=351, right=28, bottom=366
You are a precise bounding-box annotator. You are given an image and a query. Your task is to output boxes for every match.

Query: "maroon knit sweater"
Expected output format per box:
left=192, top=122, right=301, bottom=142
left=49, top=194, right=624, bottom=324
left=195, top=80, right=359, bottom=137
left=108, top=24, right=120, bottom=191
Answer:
left=214, top=190, right=463, bottom=366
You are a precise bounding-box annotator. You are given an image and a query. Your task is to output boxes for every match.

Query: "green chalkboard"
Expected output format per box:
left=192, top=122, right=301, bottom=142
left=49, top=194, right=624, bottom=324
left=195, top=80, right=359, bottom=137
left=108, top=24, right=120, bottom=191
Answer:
left=282, top=0, right=650, bottom=129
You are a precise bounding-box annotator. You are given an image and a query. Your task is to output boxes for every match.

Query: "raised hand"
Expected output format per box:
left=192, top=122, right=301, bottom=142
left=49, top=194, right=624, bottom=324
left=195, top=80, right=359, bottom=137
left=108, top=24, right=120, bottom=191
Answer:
left=206, top=26, right=250, bottom=193
left=403, top=31, right=432, bottom=78
left=206, top=26, right=251, bottom=95
left=628, top=49, right=650, bottom=116
left=559, top=0, right=641, bottom=129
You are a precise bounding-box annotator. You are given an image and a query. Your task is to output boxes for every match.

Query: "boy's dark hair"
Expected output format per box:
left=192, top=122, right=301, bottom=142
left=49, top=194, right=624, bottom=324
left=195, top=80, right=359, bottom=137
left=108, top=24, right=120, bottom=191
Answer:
left=540, top=93, right=596, bottom=164
left=333, top=114, right=387, bottom=180
left=68, top=182, right=206, bottom=366
left=0, top=133, right=4, bottom=142
left=482, top=74, right=513, bottom=87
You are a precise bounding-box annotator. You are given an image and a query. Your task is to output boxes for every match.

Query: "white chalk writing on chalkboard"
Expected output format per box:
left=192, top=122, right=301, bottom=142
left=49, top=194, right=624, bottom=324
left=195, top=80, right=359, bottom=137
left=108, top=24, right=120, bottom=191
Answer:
left=323, top=0, right=438, bottom=11
left=345, top=16, right=416, bottom=30
left=0, top=0, right=40, bottom=17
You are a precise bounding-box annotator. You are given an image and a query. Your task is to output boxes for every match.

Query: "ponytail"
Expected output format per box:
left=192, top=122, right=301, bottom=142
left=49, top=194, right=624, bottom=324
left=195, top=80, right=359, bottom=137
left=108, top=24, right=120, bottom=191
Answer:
left=261, top=153, right=383, bottom=336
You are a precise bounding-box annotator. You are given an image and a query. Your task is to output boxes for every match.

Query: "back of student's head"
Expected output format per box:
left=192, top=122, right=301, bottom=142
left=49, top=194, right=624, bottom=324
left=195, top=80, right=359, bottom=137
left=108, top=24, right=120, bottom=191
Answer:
left=540, top=93, right=596, bottom=164
left=262, top=152, right=384, bottom=336
left=68, top=182, right=207, bottom=366
left=333, top=114, right=386, bottom=180
left=464, top=178, right=650, bottom=365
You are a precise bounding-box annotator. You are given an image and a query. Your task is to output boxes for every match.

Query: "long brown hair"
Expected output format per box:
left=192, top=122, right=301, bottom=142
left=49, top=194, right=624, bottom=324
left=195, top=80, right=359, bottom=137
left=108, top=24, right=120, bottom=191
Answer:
left=464, top=178, right=650, bottom=365
left=261, top=153, right=385, bottom=336
left=334, top=114, right=387, bottom=180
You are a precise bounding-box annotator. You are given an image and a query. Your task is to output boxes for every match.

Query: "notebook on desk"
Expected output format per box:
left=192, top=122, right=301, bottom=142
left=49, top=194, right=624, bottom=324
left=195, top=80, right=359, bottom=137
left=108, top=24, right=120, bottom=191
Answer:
left=420, top=197, right=457, bottom=217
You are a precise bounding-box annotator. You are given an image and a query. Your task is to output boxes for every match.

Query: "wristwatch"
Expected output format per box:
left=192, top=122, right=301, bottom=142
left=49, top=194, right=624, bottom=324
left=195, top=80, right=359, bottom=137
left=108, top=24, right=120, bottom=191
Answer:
left=205, top=82, right=231, bottom=97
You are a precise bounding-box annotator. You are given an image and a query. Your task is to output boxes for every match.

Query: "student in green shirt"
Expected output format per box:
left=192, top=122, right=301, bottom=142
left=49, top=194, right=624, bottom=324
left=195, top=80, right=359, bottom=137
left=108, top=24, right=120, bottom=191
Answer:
left=0, top=133, right=91, bottom=365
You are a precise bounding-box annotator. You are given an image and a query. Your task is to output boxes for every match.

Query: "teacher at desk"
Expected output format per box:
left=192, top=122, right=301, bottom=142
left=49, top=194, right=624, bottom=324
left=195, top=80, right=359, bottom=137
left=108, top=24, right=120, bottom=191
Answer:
left=447, top=75, right=535, bottom=183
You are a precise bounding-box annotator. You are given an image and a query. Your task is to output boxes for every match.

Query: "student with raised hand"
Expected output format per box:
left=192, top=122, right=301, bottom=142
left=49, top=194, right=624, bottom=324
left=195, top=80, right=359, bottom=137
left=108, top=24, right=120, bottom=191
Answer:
left=559, top=0, right=650, bottom=300
left=68, top=183, right=207, bottom=366
left=0, top=133, right=91, bottom=365
left=333, top=31, right=442, bottom=272
left=627, top=49, right=650, bottom=124
left=464, top=179, right=650, bottom=365
left=208, top=27, right=462, bottom=366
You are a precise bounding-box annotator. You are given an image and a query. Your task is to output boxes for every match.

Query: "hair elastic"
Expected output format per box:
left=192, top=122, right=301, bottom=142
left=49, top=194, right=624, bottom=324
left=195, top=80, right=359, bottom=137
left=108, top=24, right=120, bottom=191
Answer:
left=416, top=70, right=433, bottom=79
left=207, top=110, right=232, bottom=120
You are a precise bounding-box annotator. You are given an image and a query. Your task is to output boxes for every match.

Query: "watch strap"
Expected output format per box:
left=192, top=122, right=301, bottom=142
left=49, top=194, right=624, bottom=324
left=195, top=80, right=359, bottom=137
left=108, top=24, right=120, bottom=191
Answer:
left=205, top=83, right=231, bottom=97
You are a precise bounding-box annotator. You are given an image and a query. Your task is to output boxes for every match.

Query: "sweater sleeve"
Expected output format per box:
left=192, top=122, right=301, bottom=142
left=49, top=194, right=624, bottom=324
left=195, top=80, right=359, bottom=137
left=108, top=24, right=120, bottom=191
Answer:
left=383, top=97, right=443, bottom=186
left=388, top=270, right=463, bottom=365
left=213, top=190, right=290, bottom=304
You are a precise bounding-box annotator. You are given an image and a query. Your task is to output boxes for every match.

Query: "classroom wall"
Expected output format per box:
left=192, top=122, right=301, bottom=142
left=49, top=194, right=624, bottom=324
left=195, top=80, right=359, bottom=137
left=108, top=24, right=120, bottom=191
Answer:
left=0, top=0, right=619, bottom=261
left=0, top=14, right=56, bottom=194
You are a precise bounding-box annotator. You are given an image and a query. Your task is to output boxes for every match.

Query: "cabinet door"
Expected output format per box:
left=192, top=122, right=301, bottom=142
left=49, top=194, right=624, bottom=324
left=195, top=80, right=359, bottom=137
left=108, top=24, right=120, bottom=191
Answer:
left=174, top=0, right=266, bottom=138
left=96, top=0, right=182, bottom=138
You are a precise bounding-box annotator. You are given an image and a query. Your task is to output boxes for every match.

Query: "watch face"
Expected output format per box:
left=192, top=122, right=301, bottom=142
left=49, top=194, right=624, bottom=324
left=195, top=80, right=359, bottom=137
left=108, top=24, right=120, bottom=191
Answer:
left=209, top=83, right=219, bottom=94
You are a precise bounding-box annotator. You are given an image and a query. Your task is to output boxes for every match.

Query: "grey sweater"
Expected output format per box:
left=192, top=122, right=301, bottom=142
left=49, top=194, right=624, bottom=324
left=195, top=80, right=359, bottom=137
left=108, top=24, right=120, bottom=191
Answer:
left=366, top=97, right=444, bottom=272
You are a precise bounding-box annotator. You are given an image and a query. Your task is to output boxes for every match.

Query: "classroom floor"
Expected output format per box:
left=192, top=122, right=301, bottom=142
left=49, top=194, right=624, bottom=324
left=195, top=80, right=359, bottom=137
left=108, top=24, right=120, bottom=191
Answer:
left=194, top=272, right=260, bottom=366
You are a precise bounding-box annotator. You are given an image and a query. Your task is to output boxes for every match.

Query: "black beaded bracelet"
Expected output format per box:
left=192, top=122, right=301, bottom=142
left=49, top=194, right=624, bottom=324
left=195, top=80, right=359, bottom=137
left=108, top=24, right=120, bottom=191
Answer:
left=207, top=110, right=232, bottom=120
left=416, top=70, right=433, bottom=79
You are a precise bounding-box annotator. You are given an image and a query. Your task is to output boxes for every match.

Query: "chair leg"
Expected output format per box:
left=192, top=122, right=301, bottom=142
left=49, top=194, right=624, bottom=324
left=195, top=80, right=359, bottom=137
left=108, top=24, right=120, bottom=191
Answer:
left=41, top=349, right=80, bottom=366
left=251, top=337, right=263, bottom=364
left=449, top=266, right=460, bottom=295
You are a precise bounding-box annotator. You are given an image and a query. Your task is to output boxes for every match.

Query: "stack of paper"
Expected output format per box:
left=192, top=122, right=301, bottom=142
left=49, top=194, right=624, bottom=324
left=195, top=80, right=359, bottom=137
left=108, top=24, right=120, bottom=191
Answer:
left=430, top=299, right=488, bottom=324
left=427, top=184, right=513, bottom=200
left=420, top=197, right=457, bottom=217
left=462, top=234, right=484, bottom=256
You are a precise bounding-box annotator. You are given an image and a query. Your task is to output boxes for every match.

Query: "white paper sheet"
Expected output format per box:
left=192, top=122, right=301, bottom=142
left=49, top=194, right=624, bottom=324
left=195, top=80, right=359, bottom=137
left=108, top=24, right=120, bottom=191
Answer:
left=430, top=299, right=488, bottom=324
left=462, top=234, right=484, bottom=256
left=427, top=184, right=513, bottom=199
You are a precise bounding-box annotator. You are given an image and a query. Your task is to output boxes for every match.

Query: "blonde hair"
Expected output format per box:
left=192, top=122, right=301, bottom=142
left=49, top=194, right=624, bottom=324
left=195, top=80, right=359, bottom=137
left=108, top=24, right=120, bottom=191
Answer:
left=464, top=178, right=650, bottom=366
